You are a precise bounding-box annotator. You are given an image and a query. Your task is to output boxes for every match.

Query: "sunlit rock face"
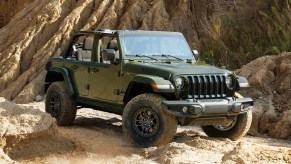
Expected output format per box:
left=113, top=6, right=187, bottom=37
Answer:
left=0, top=0, right=213, bottom=103
left=0, top=0, right=34, bottom=28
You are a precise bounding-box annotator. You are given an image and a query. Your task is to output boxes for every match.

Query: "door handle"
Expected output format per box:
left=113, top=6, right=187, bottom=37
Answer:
left=71, top=65, right=79, bottom=69
left=91, top=67, right=99, bottom=72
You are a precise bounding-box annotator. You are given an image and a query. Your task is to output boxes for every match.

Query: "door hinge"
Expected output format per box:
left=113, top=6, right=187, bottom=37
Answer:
left=114, top=89, right=125, bottom=95
left=118, top=71, right=124, bottom=77
left=86, top=84, right=90, bottom=90
left=114, top=89, right=120, bottom=95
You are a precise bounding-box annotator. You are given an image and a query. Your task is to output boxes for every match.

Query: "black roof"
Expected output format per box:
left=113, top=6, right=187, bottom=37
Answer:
left=75, top=29, right=182, bottom=36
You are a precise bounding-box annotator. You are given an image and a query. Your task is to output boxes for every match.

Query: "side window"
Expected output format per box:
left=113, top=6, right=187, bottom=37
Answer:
left=68, top=35, right=94, bottom=62
left=99, top=36, right=119, bottom=64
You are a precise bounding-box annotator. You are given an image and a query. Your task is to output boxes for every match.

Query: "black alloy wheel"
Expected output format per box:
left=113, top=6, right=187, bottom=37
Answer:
left=48, top=91, right=61, bottom=118
left=133, top=107, right=160, bottom=137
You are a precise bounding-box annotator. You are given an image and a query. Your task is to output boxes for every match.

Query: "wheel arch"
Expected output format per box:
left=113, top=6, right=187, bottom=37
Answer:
left=123, top=75, right=175, bottom=104
left=45, top=67, right=76, bottom=96
left=236, top=76, right=250, bottom=90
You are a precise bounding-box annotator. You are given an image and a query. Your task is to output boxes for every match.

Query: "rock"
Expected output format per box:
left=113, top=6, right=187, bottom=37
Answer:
left=0, top=97, right=55, bottom=143
left=269, top=110, right=291, bottom=138
left=236, top=52, right=291, bottom=139
left=35, top=95, right=43, bottom=102
left=0, top=97, right=56, bottom=163
left=0, top=0, right=34, bottom=28
left=0, top=149, right=13, bottom=164
left=248, top=104, right=263, bottom=136
left=221, top=141, right=290, bottom=164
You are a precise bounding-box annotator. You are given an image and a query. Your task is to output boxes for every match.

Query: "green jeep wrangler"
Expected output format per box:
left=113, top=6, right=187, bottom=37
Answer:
left=45, top=30, right=253, bottom=147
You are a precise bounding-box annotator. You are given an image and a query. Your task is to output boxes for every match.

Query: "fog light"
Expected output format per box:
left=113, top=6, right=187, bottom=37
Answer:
left=182, top=107, right=187, bottom=113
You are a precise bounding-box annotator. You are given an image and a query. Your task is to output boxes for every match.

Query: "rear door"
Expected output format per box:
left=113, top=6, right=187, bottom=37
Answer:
left=63, top=34, right=93, bottom=97
left=64, top=61, right=90, bottom=96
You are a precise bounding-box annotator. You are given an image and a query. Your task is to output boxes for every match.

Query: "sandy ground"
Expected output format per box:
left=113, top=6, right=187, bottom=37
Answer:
left=1, top=102, right=290, bottom=164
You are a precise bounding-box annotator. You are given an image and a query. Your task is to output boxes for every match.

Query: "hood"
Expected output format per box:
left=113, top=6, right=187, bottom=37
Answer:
left=124, top=62, right=231, bottom=79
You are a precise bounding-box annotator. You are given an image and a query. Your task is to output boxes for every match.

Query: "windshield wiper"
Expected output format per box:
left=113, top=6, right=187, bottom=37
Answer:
left=152, top=54, right=183, bottom=61
left=126, top=54, right=158, bottom=61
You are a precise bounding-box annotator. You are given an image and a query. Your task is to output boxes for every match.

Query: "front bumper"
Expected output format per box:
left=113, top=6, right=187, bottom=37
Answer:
left=162, top=98, right=253, bottom=118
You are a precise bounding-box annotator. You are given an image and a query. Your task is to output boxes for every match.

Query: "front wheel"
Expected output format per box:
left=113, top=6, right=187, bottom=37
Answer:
left=201, top=110, right=252, bottom=140
left=45, top=81, right=77, bottom=126
left=122, top=93, right=177, bottom=147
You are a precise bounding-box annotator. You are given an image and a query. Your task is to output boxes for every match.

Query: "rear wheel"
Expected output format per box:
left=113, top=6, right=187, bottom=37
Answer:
left=122, top=93, right=177, bottom=147
left=201, top=110, right=252, bottom=140
left=45, top=82, right=77, bottom=126
left=202, top=93, right=252, bottom=140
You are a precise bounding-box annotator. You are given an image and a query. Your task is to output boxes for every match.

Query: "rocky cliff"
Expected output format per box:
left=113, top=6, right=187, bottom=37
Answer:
left=0, top=0, right=34, bottom=28
left=0, top=0, right=211, bottom=103
left=237, top=52, right=291, bottom=139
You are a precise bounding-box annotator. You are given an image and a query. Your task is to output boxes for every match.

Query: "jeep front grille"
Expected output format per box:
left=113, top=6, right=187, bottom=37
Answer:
left=187, top=75, right=227, bottom=99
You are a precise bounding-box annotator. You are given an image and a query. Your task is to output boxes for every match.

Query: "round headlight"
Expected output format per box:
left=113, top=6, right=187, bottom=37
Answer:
left=174, top=76, right=184, bottom=90
left=173, top=76, right=189, bottom=99
left=226, top=74, right=235, bottom=89
left=226, top=76, right=232, bottom=86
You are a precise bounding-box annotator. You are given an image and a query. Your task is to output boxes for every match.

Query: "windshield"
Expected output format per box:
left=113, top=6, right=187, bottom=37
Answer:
left=120, top=32, right=194, bottom=60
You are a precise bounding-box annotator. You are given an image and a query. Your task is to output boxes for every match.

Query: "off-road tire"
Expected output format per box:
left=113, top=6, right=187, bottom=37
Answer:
left=122, top=93, right=177, bottom=147
left=45, top=81, right=77, bottom=126
left=201, top=110, right=252, bottom=140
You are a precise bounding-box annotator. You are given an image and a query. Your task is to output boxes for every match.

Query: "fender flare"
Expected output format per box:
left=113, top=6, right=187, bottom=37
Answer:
left=46, top=67, right=76, bottom=96
left=237, top=76, right=250, bottom=88
left=131, top=74, right=174, bottom=93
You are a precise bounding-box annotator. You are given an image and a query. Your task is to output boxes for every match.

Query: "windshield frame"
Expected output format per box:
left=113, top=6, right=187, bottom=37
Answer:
left=118, top=31, right=195, bottom=61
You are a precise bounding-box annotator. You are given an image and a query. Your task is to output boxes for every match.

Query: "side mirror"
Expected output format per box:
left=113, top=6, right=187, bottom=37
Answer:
left=103, top=49, right=118, bottom=64
left=192, top=50, right=199, bottom=59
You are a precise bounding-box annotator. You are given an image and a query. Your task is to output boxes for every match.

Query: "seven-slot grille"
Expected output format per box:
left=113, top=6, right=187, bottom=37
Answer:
left=187, top=75, right=227, bottom=99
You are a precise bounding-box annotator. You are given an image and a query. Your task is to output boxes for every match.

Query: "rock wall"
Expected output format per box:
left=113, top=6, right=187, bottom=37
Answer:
left=236, top=52, right=291, bottom=139
left=0, top=0, right=34, bottom=28
left=0, top=0, right=213, bottom=103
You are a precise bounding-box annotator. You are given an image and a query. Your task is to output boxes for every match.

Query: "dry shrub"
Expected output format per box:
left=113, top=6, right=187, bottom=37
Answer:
left=201, top=0, right=291, bottom=69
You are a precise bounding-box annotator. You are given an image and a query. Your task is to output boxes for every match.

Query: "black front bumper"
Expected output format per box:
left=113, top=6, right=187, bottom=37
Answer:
left=162, top=98, right=253, bottom=118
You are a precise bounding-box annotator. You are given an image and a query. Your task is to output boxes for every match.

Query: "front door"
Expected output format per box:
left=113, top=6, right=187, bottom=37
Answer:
left=89, top=63, right=119, bottom=102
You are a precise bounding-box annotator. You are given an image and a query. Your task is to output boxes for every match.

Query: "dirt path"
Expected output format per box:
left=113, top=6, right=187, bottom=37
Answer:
left=2, top=103, right=288, bottom=164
